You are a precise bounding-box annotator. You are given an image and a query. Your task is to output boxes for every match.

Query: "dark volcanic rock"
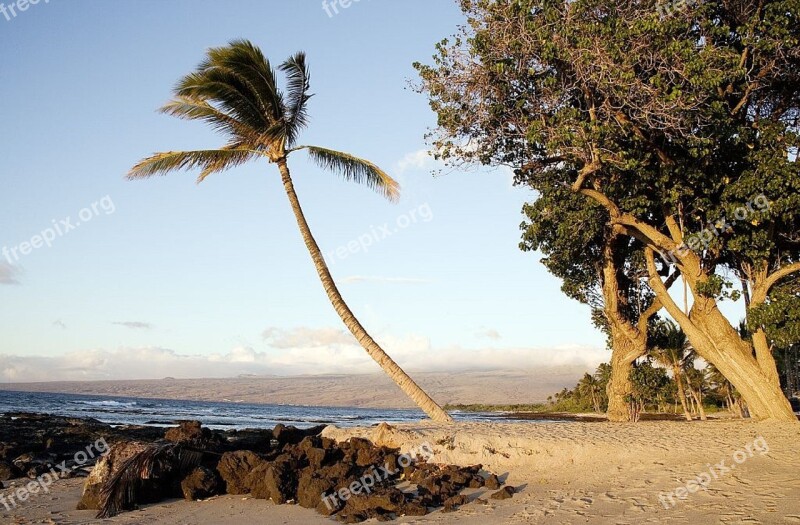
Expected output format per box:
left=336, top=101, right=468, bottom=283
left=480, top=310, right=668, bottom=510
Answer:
left=442, top=494, right=469, bottom=512
left=18, top=412, right=509, bottom=523
left=336, top=487, right=405, bottom=523
left=216, top=450, right=265, bottom=495
left=247, top=459, right=297, bottom=504
left=181, top=466, right=221, bottom=500
left=222, top=428, right=273, bottom=454
left=297, top=467, right=337, bottom=512
left=272, top=424, right=327, bottom=447
left=490, top=486, right=516, bottom=500
left=165, top=421, right=205, bottom=445
left=484, top=473, right=501, bottom=489
left=0, top=460, right=19, bottom=481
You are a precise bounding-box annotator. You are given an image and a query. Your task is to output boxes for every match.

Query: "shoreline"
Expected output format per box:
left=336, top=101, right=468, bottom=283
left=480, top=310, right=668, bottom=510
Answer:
left=0, top=368, right=584, bottom=410
left=2, top=413, right=798, bottom=523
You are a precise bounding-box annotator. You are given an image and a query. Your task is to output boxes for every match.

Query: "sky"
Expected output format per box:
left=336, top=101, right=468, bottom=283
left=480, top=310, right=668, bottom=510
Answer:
left=0, top=0, right=686, bottom=382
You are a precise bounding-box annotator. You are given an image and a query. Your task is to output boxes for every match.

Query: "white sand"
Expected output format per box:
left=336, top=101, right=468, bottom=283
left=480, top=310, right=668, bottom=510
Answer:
left=3, top=420, right=799, bottom=524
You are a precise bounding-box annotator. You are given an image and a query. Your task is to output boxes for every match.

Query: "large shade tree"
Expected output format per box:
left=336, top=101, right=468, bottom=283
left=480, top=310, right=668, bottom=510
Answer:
left=521, top=185, right=677, bottom=420
left=416, top=0, right=799, bottom=420
left=129, top=40, right=453, bottom=422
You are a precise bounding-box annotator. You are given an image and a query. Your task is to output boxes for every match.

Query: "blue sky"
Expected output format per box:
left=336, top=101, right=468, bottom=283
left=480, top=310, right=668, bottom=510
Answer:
left=0, top=0, right=627, bottom=381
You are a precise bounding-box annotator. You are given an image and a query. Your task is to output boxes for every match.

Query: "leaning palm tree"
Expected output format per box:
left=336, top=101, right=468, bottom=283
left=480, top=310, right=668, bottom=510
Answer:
left=128, top=40, right=452, bottom=422
left=650, top=320, right=694, bottom=421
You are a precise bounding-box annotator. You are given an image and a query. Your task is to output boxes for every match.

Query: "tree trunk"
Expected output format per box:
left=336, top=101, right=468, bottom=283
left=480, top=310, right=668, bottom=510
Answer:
left=644, top=249, right=795, bottom=421
left=688, top=389, right=707, bottom=421
left=688, top=302, right=794, bottom=421
left=752, top=329, right=782, bottom=389
left=277, top=159, right=453, bottom=423
left=606, top=328, right=643, bottom=422
left=672, top=365, right=693, bottom=421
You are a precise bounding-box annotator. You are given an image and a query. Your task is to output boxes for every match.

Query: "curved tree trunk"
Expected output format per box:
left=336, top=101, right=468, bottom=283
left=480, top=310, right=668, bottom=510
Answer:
left=644, top=249, right=796, bottom=421
left=672, top=365, right=693, bottom=421
left=277, top=160, right=453, bottom=423
left=688, top=302, right=793, bottom=421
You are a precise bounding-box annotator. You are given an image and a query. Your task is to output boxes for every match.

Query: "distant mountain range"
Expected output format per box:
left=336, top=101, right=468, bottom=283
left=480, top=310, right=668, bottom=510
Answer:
left=0, top=367, right=588, bottom=408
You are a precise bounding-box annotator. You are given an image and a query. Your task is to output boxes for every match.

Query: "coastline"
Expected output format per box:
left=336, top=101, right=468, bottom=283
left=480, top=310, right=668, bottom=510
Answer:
left=0, top=368, right=586, bottom=410
left=2, top=413, right=798, bottom=524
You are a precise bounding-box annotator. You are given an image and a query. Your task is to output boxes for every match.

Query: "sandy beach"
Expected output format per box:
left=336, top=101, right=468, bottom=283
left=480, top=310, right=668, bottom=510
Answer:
left=3, top=419, right=798, bottom=524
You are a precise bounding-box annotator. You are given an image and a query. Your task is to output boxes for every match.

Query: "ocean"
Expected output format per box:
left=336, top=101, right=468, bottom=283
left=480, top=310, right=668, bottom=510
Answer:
left=0, top=390, right=508, bottom=430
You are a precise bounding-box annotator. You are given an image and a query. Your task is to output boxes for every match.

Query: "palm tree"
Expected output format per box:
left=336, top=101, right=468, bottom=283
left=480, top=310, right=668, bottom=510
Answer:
left=650, top=320, right=694, bottom=421
left=577, top=373, right=603, bottom=413
left=685, top=367, right=708, bottom=421
left=706, top=363, right=746, bottom=418
left=127, top=40, right=452, bottom=422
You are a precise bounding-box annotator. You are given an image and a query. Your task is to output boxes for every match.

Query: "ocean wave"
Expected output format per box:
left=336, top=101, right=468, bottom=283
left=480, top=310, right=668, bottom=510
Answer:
left=72, top=400, right=138, bottom=407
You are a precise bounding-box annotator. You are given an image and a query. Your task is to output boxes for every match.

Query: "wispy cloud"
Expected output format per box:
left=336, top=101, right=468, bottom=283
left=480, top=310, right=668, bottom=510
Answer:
left=113, top=321, right=153, bottom=330
left=262, top=326, right=354, bottom=349
left=340, top=276, right=432, bottom=285
left=53, top=320, right=67, bottom=330
left=395, top=149, right=436, bottom=174
left=0, top=337, right=608, bottom=382
left=477, top=328, right=502, bottom=341
left=0, top=262, right=21, bottom=285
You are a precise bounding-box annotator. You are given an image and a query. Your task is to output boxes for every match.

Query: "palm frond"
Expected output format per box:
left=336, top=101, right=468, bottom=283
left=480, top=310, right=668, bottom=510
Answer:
left=199, top=40, right=286, bottom=124
left=298, top=146, right=400, bottom=202
left=160, top=96, right=261, bottom=142
left=280, top=52, right=312, bottom=146
left=127, top=147, right=259, bottom=183
left=175, top=71, right=274, bottom=134
left=97, top=443, right=202, bottom=519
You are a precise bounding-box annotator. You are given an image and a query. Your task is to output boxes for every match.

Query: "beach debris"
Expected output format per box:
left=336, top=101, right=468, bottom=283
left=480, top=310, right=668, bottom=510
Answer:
left=95, top=442, right=203, bottom=518
left=77, top=441, right=150, bottom=510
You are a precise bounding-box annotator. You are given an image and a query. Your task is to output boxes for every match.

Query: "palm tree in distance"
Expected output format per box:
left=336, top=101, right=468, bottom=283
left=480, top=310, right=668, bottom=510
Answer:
left=128, top=40, right=453, bottom=423
left=650, top=320, right=694, bottom=421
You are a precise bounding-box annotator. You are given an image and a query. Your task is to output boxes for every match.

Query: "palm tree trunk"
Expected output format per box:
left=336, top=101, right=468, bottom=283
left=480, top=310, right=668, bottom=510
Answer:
left=276, top=159, right=453, bottom=423
left=688, top=389, right=707, bottom=421
left=672, top=365, right=693, bottom=421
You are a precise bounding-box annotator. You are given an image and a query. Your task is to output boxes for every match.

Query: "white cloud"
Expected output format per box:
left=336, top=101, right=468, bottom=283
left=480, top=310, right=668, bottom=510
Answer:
left=0, top=262, right=21, bottom=285
left=395, top=149, right=436, bottom=174
left=113, top=321, right=153, bottom=330
left=340, top=276, right=431, bottom=285
left=477, top=328, right=502, bottom=340
left=0, top=331, right=608, bottom=382
left=262, top=326, right=354, bottom=348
